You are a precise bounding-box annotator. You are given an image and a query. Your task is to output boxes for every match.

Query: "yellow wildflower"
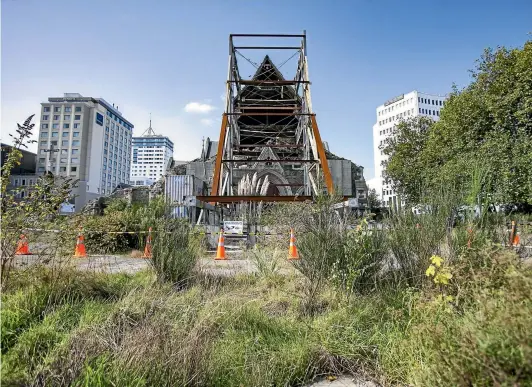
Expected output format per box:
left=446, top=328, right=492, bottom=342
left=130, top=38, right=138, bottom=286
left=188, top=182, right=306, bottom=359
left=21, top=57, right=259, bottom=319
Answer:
left=425, top=265, right=436, bottom=277
left=431, top=255, right=444, bottom=267
left=434, top=271, right=452, bottom=285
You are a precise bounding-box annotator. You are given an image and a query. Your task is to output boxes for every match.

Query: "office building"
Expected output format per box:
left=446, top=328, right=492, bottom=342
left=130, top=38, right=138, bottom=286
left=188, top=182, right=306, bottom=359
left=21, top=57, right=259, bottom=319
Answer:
left=372, top=90, right=447, bottom=208
left=130, top=121, right=174, bottom=186
left=37, top=93, right=134, bottom=210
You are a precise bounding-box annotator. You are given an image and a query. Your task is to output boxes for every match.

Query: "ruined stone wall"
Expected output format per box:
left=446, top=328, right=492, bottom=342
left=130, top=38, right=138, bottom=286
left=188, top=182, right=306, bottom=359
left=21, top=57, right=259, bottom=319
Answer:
left=131, top=187, right=150, bottom=204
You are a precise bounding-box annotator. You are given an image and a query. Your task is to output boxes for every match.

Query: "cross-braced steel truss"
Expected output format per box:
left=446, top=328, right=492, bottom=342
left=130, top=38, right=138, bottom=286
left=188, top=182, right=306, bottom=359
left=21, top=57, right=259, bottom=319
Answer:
left=210, top=32, right=333, bottom=201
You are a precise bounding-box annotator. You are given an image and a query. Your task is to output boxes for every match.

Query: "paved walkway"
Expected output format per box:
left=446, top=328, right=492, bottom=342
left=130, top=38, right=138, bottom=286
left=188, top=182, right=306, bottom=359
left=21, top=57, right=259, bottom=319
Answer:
left=13, top=253, right=271, bottom=276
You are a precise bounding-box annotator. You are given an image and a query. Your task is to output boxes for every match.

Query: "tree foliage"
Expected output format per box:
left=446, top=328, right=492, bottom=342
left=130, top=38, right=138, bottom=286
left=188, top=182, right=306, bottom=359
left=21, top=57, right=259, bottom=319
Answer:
left=1, top=115, right=77, bottom=285
left=383, top=41, right=532, bottom=206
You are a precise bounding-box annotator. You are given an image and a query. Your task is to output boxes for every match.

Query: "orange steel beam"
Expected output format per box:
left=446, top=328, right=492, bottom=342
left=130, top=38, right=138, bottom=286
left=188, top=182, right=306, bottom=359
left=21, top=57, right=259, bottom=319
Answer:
left=197, top=195, right=349, bottom=203
left=310, top=115, right=334, bottom=194
left=197, top=195, right=314, bottom=203
left=211, top=114, right=228, bottom=196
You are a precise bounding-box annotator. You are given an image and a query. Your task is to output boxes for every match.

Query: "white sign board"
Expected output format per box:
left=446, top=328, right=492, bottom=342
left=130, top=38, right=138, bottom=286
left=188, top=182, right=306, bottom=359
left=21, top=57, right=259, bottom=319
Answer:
left=223, top=221, right=244, bottom=235
left=59, top=202, right=75, bottom=213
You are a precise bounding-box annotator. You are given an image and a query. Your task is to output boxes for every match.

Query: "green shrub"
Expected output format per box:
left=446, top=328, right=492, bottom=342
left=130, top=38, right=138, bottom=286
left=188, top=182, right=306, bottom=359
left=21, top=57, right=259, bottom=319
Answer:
left=250, top=245, right=282, bottom=278
left=83, top=212, right=133, bottom=254
left=150, top=218, right=201, bottom=286
left=332, top=220, right=388, bottom=296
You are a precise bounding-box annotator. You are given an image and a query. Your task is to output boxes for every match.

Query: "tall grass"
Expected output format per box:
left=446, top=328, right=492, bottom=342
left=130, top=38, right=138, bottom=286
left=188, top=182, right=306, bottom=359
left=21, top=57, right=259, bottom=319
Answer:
left=2, top=245, right=531, bottom=387
left=150, top=218, right=201, bottom=287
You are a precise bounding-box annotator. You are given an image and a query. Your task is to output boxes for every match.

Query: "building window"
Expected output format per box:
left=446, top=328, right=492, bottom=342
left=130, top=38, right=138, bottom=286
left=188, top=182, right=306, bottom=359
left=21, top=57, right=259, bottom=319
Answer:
left=42, top=115, right=49, bottom=120
left=51, top=132, right=58, bottom=137
left=74, top=115, right=81, bottom=120
left=71, top=158, right=79, bottom=164
left=436, top=111, right=440, bottom=116
left=64, top=115, right=71, bottom=120
left=53, top=115, right=60, bottom=120
left=43, top=107, right=50, bottom=112
left=73, top=123, right=80, bottom=128
left=61, top=149, right=68, bottom=154
left=39, top=157, right=45, bottom=163
left=62, top=132, right=69, bottom=137
left=63, top=123, right=70, bottom=129
left=65, top=107, right=72, bottom=112
left=72, top=140, right=80, bottom=146
left=75, top=106, right=82, bottom=112
left=73, top=131, right=80, bottom=137
left=60, top=167, right=67, bottom=172
left=418, top=108, right=421, bottom=113
left=71, top=166, right=77, bottom=172
left=54, top=107, right=61, bottom=112
left=72, top=149, right=79, bottom=155
left=62, top=140, right=68, bottom=146
left=40, top=141, right=47, bottom=146
left=51, top=123, right=59, bottom=129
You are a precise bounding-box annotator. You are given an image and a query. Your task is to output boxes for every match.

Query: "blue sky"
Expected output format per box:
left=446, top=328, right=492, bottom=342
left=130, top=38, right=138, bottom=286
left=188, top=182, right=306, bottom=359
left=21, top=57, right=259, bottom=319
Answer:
left=2, top=0, right=531, bottom=181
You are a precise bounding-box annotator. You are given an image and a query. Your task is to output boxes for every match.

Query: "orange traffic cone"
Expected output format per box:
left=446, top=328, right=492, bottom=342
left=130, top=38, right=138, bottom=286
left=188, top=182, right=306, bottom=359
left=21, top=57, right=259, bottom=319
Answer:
left=288, top=228, right=299, bottom=260
left=73, top=229, right=87, bottom=258
left=512, top=232, right=521, bottom=247
left=143, top=227, right=153, bottom=258
left=15, top=234, right=31, bottom=255
left=215, top=229, right=226, bottom=260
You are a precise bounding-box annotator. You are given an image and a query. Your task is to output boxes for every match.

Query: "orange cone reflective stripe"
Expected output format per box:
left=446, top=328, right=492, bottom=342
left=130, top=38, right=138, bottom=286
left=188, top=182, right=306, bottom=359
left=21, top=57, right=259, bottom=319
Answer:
left=215, top=229, right=226, bottom=260
left=288, top=228, right=299, bottom=260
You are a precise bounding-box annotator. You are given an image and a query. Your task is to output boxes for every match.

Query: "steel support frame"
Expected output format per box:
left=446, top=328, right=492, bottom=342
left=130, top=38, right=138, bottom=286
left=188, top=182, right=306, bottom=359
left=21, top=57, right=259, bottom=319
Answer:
left=211, top=32, right=335, bottom=200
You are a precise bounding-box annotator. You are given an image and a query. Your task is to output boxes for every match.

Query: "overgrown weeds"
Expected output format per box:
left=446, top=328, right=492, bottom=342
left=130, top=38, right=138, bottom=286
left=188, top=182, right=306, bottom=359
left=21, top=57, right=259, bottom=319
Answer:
left=2, top=243, right=531, bottom=387
left=150, top=218, right=201, bottom=287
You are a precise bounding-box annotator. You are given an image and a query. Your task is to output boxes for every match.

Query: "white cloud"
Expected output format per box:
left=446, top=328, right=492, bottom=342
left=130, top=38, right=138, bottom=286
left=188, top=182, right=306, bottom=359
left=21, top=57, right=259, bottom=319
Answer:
left=184, top=102, right=215, bottom=114
left=200, top=118, right=214, bottom=127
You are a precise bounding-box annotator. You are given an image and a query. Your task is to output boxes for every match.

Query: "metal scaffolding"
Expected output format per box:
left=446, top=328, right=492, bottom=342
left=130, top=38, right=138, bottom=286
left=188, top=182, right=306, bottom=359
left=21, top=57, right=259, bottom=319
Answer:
left=210, top=32, right=334, bottom=201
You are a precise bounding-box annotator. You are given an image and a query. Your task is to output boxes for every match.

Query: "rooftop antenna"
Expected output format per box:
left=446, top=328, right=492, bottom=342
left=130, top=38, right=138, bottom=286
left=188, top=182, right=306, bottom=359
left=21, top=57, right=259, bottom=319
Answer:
left=142, top=113, right=157, bottom=136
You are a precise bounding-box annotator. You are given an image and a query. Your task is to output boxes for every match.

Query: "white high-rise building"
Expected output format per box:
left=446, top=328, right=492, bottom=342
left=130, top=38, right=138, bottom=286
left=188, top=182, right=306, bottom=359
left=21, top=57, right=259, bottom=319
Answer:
left=372, top=90, right=447, bottom=208
left=37, top=93, right=134, bottom=210
left=130, top=121, right=174, bottom=186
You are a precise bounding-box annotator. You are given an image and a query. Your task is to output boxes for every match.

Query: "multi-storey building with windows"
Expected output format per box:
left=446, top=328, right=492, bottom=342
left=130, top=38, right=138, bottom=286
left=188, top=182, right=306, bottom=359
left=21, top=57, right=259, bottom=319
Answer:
left=37, top=93, right=134, bottom=211
left=129, top=121, right=174, bottom=186
left=372, top=90, right=447, bottom=209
